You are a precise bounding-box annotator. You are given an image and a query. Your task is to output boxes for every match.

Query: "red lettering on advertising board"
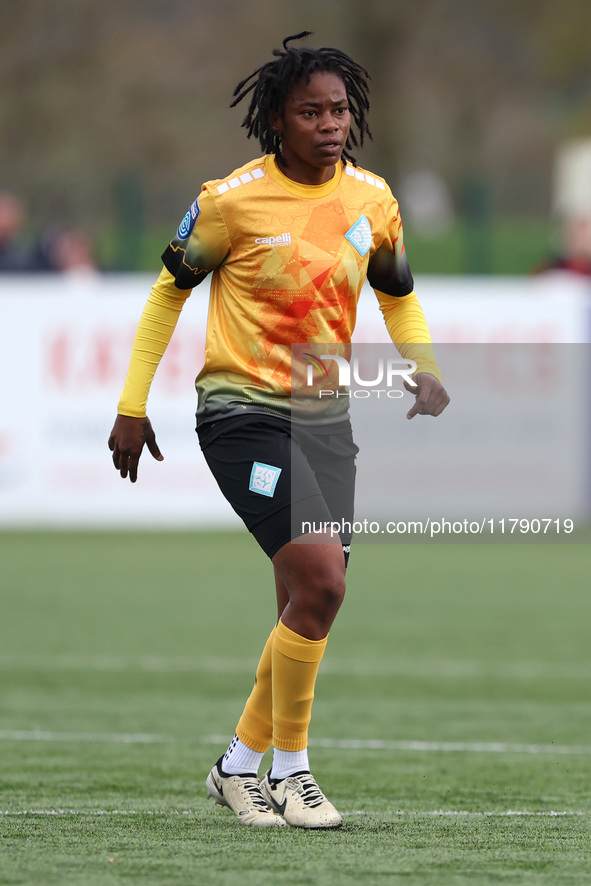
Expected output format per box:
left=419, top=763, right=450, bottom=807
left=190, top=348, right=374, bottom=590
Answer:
left=44, top=324, right=205, bottom=394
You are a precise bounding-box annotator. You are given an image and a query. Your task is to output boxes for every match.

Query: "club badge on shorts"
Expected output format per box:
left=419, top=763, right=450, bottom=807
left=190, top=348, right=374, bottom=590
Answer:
left=249, top=462, right=282, bottom=497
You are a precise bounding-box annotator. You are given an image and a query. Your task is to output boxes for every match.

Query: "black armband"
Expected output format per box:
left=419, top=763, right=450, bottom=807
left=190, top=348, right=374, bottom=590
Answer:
left=367, top=245, right=414, bottom=297
left=161, top=243, right=210, bottom=291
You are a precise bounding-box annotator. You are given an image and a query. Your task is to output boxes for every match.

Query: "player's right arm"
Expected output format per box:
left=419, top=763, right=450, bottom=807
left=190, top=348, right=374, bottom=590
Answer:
left=109, top=187, right=231, bottom=482
left=108, top=267, right=192, bottom=482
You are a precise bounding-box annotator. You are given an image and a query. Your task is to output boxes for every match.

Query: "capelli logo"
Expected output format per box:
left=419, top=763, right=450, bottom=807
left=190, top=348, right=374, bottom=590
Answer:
left=302, top=353, right=417, bottom=399
left=255, top=232, right=292, bottom=246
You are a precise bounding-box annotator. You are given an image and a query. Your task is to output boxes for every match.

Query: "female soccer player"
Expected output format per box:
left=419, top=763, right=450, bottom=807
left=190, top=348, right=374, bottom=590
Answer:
left=109, top=32, right=449, bottom=829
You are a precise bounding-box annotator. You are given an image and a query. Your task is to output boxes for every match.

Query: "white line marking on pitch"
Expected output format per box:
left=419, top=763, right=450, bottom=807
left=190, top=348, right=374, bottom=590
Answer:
left=204, top=734, right=591, bottom=756
left=0, top=730, right=171, bottom=744
left=342, top=810, right=587, bottom=818
left=1, top=653, right=591, bottom=680
left=2, top=731, right=590, bottom=756
left=307, top=737, right=591, bottom=756
left=0, top=808, right=586, bottom=818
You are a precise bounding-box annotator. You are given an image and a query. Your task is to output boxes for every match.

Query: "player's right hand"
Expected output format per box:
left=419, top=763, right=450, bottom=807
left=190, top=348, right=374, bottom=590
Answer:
left=108, top=414, right=163, bottom=483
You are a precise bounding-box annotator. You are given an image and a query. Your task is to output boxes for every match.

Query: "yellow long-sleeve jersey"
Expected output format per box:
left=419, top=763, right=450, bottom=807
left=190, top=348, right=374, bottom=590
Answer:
left=118, top=154, right=441, bottom=423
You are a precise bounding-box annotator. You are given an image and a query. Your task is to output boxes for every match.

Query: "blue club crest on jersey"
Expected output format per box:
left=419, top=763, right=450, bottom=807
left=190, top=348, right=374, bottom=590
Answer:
left=176, top=198, right=200, bottom=240
left=345, top=214, right=372, bottom=257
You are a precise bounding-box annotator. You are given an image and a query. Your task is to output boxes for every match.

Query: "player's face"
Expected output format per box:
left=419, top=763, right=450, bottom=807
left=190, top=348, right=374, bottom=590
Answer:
left=273, top=71, right=351, bottom=186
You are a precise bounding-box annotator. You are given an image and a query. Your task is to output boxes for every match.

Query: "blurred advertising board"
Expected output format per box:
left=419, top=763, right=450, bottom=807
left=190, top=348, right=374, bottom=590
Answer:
left=0, top=272, right=589, bottom=528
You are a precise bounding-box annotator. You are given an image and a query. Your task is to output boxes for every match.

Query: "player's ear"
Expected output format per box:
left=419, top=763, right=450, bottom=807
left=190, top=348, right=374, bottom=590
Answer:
left=271, top=112, right=283, bottom=135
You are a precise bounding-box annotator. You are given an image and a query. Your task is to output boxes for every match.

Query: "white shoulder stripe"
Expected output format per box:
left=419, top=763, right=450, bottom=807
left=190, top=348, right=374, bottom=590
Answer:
left=345, top=165, right=386, bottom=190
left=217, top=167, right=265, bottom=195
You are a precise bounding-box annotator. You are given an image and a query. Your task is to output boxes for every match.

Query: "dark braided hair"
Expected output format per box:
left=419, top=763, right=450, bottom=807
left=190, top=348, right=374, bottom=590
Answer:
left=231, top=31, right=371, bottom=166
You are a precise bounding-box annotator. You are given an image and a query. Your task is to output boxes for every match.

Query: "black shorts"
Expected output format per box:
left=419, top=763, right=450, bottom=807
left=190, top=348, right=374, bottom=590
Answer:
left=197, top=414, right=358, bottom=560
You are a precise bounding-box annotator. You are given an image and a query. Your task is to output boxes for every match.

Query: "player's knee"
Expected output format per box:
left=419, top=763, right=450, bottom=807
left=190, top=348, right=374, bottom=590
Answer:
left=309, top=567, right=346, bottom=618
left=273, top=541, right=347, bottom=625
left=323, top=576, right=346, bottom=616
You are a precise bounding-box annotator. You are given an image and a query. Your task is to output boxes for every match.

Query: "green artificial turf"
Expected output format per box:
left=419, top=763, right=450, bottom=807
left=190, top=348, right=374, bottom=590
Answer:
left=1, top=531, right=590, bottom=884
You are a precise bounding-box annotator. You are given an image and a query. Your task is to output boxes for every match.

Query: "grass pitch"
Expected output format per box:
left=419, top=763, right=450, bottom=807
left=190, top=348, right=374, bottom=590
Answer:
left=1, top=531, right=590, bottom=885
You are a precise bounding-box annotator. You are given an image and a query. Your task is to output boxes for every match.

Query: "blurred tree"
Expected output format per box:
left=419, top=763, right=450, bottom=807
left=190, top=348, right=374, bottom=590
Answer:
left=1, top=0, right=590, bottom=271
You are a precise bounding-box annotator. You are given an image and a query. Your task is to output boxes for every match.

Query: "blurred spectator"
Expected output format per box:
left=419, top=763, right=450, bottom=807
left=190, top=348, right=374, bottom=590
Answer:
left=0, top=192, right=98, bottom=275
left=0, top=192, right=29, bottom=271
left=538, top=139, right=591, bottom=276
left=534, top=215, right=591, bottom=276
left=53, top=229, right=97, bottom=273
left=34, top=227, right=99, bottom=275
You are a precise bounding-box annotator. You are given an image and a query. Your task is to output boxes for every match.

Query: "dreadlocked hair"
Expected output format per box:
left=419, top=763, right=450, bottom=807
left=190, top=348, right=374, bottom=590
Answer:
left=230, top=31, right=371, bottom=166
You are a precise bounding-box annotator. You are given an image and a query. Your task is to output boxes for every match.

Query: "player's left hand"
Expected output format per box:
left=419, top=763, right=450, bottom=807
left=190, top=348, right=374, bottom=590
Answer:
left=404, top=372, right=450, bottom=419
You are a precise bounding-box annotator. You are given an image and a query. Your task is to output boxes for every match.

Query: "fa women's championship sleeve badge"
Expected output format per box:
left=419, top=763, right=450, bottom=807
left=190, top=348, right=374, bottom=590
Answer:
left=176, top=198, right=200, bottom=241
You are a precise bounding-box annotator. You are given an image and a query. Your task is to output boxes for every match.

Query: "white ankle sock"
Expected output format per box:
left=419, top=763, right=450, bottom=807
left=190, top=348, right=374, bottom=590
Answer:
left=222, top=735, right=265, bottom=775
left=270, top=747, right=310, bottom=780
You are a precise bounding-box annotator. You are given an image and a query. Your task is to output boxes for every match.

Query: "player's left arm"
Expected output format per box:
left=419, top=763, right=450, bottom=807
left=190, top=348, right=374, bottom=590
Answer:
left=367, top=193, right=449, bottom=418
left=374, top=289, right=450, bottom=419
left=403, top=369, right=449, bottom=420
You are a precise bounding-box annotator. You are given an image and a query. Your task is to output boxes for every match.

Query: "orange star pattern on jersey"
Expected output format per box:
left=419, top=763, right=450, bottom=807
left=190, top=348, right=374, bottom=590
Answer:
left=156, top=154, right=416, bottom=423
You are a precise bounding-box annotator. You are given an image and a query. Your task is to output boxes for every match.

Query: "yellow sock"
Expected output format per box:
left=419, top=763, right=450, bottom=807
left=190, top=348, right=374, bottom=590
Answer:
left=271, top=619, right=328, bottom=752
left=235, top=626, right=276, bottom=753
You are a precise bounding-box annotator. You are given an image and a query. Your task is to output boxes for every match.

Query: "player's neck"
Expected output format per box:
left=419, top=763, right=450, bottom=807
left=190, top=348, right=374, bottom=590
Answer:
left=278, top=156, right=338, bottom=187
